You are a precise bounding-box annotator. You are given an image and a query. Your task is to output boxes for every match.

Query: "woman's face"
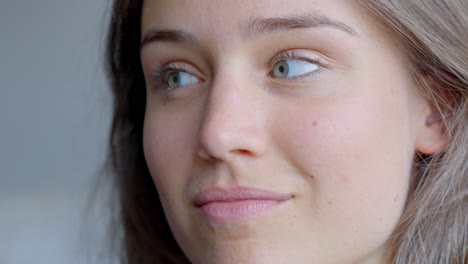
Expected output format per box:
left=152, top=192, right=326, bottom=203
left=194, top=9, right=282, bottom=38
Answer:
left=140, top=0, right=431, bottom=263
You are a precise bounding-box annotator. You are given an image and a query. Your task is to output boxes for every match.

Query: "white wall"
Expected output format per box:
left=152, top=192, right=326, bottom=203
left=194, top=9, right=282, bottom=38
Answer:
left=0, top=1, right=113, bottom=263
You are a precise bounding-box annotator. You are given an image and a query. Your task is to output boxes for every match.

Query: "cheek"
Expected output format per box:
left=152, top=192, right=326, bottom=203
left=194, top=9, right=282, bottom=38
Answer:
left=272, top=86, right=414, bottom=240
left=142, top=106, right=200, bottom=199
left=277, top=94, right=413, bottom=173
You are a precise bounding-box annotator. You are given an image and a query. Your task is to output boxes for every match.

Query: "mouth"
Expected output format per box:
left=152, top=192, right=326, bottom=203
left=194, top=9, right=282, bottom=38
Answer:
left=192, top=187, right=292, bottom=223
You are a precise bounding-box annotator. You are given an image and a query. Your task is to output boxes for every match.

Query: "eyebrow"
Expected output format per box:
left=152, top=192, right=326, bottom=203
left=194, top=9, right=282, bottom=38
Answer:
left=140, top=29, right=198, bottom=49
left=140, top=12, right=358, bottom=50
left=242, top=12, right=358, bottom=38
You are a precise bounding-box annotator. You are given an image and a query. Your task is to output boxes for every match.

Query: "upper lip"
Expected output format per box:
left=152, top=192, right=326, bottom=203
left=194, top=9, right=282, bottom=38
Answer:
left=192, top=187, right=292, bottom=207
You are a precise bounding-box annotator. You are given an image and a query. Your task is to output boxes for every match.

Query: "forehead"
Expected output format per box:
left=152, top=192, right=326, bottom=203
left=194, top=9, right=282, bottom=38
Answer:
left=141, top=0, right=365, bottom=40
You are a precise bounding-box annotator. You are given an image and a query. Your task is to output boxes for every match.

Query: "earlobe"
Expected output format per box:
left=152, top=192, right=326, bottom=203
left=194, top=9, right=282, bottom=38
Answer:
left=415, top=106, right=447, bottom=155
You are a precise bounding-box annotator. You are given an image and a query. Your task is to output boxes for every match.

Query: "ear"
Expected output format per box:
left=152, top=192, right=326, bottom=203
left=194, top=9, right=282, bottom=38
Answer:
left=415, top=100, right=448, bottom=155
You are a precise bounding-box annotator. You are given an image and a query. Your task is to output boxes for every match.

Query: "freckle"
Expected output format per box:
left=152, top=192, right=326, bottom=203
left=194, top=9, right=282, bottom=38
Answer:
left=312, top=121, right=318, bottom=127
left=327, top=200, right=333, bottom=206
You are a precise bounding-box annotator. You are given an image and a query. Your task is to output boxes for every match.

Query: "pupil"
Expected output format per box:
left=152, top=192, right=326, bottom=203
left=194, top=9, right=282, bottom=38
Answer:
left=172, top=75, right=179, bottom=83
left=279, top=66, right=284, bottom=73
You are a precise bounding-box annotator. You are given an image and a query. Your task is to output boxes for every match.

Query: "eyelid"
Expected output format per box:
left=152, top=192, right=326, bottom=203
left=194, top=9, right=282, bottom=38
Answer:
left=269, top=49, right=329, bottom=68
left=267, top=49, right=331, bottom=82
left=151, top=62, right=187, bottom=82
left=148, top=61, right=205, bottom=97
left=151, top=62, right=204, bottom=83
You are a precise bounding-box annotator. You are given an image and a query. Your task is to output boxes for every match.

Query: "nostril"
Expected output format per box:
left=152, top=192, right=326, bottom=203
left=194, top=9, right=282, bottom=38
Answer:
left=198, top=149, right=213, bottom=160
left=234, top=149, right=252, bottom=155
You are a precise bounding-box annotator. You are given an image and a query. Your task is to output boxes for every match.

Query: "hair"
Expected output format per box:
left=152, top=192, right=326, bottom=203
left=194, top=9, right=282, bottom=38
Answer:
left=104, top=0, right=467, bottom=263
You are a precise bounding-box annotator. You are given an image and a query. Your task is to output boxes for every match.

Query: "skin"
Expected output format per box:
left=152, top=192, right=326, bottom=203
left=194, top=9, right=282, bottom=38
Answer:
left=139, top=0, right=445, bottom=263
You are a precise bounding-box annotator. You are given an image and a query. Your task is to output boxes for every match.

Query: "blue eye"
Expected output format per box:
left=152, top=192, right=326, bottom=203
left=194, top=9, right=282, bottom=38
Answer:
left=272, top=59, right=319, bottom=79
left=166, top=71, right=199, bottom=90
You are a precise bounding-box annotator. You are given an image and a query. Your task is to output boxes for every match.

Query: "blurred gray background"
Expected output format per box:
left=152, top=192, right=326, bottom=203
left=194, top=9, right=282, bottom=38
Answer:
left=0, top=1, right=114, bottom=263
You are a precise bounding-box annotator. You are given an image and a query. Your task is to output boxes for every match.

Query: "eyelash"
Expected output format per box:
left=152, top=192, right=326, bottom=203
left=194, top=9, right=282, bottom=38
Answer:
left=150, top=50, right=327, bottom=90
left=151, top=64, right=187, bottom=84
left=269, top=49, right=327, bottom=79
left=272, top=49, right=319, bottom=63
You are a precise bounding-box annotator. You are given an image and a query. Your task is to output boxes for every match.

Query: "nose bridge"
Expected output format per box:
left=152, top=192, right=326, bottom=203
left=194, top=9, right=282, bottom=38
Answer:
left=197, top=68, right=267, bottom=160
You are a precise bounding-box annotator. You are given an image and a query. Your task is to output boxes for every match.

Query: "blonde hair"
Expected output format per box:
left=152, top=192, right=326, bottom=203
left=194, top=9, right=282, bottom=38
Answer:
left=359, top=1, right=468, bottom=263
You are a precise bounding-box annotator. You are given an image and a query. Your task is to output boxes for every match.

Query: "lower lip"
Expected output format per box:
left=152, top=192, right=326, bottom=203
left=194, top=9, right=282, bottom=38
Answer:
left=198, top=200, right=286, bottom=222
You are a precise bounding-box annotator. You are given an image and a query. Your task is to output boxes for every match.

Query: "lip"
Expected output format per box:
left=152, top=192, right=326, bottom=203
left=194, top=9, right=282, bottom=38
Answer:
left=193, top=187, right=292, bottom=222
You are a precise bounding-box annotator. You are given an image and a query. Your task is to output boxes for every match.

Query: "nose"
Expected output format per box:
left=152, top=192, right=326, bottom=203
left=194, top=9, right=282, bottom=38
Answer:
left=197, top=73, right=267, bottom=161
